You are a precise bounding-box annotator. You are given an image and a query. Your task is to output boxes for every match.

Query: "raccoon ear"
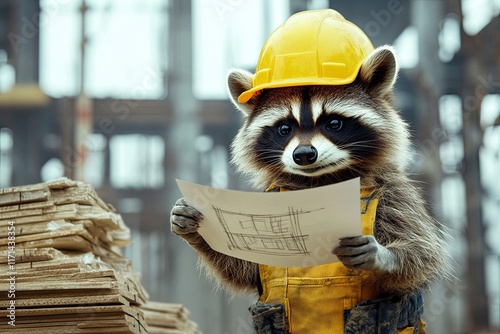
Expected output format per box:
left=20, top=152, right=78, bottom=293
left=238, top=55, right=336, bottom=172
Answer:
left=227, top=69, right=257, bottom=116
left=359, top=45, right=399, bottom=97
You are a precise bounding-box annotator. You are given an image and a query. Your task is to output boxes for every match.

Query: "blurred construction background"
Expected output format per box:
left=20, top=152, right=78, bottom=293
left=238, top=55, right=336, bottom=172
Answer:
left=0, top=0, right=499, bottom=333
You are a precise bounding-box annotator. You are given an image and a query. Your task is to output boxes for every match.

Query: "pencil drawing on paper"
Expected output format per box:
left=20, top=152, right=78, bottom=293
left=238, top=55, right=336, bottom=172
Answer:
left=212, top=206, right=324, bottom=256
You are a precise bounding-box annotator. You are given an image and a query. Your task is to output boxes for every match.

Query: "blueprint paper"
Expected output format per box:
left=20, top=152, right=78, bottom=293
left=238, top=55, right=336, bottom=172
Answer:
left=175, top=178, right=362, bottom=268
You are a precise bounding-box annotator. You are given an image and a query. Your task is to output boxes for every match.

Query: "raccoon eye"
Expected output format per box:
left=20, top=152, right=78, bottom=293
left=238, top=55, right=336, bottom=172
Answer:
left=278, top=124, right=292, bottom=136
left=326, top=117, right=343, bottom=131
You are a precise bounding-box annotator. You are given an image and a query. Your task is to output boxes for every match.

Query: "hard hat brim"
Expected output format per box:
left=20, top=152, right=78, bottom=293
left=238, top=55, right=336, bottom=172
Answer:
left=237, top=76, right=358, bottom=104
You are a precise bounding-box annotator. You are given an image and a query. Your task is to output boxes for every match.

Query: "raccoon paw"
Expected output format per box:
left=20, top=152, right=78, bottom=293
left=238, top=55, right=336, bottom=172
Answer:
left=170, top=198, right=203, bottom=236
left=332, top=235, right=396, bottom=273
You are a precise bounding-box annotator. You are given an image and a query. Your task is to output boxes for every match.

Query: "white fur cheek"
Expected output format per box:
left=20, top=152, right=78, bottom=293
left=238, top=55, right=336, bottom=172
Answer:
left=311, top=136, right=349, bottom=165
left=281, top=137, right=300, bottom=169
left=230, top=131, right=261, bottom=170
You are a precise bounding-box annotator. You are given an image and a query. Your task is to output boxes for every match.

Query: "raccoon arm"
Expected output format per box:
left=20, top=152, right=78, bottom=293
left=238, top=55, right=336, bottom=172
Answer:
left=375, top=205, right=449, bottom=294
left=183, top=232, right=260, bottom=294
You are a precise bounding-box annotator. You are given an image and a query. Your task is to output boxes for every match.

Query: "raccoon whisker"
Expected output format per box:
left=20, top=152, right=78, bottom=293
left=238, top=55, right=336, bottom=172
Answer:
left=254, top=156, right=284, bottom=169
left=261, top=134, right=288, bottom=150
left=254, top=152, right=282, bottom=160
left=344, top=164, right=363, bottom=174
left=340, top=160, right=368, bottom=177
left=267, top=163, right=286, bottom=171
left=348, top=155, right=376, bottom=166
left=316, top=149, right=347, bottom=165
left=344, top=159, right=370, bottom=174
left=340, top=143, right=378, bottom=150
left=337, top=139, right=379, bottom=150
left=336, top=132, right=376, bottom=143
left=255, top=150, right=283, bottom=158
left=255, top=156, right=284, bottom=168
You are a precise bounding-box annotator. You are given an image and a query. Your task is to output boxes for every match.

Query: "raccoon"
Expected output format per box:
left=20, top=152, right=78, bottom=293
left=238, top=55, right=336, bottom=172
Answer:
left=171, top=6, right=452, bottom=331
left=170, top=45, right=448, bottom=296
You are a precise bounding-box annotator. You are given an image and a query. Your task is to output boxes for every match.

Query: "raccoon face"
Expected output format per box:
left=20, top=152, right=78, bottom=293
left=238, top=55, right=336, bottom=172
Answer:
left=237, top=87, right=390, bottom=181
left=228, top=46, right=410, bottom=189
left=256, top=89, right=382, bottom=178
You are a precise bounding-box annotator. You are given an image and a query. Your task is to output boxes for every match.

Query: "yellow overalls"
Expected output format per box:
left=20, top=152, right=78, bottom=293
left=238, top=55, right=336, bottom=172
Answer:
left=255, top=188, right=426, bottom=334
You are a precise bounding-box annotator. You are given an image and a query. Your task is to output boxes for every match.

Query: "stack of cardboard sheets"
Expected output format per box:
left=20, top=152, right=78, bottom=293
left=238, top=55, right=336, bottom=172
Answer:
left=0, top=178, right=199, bottom=334
left=142, top=301, right=199, bottom=334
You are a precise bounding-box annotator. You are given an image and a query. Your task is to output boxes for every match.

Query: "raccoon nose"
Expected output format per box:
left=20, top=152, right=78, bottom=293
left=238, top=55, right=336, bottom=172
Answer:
left=293, top=146, right=318, bottom=165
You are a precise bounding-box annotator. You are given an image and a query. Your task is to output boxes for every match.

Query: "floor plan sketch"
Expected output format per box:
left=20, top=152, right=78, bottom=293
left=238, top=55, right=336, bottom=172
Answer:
left=177, top=178, right=362, bottom=267
left=212, top=206, right=324, bottom=256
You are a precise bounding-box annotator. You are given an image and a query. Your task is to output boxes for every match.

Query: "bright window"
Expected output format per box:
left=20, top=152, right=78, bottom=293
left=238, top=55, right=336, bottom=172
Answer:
left=39, top=0, right=167, bottom=98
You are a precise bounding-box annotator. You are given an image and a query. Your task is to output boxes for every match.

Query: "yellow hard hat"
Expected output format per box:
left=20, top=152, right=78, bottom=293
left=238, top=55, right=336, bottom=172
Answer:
left=238, top=9, right=374, bottom=103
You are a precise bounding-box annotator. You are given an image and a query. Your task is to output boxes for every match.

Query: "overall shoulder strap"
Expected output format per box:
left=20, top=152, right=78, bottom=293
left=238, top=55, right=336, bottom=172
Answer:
left=360, top=188, right=379, bottom=236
